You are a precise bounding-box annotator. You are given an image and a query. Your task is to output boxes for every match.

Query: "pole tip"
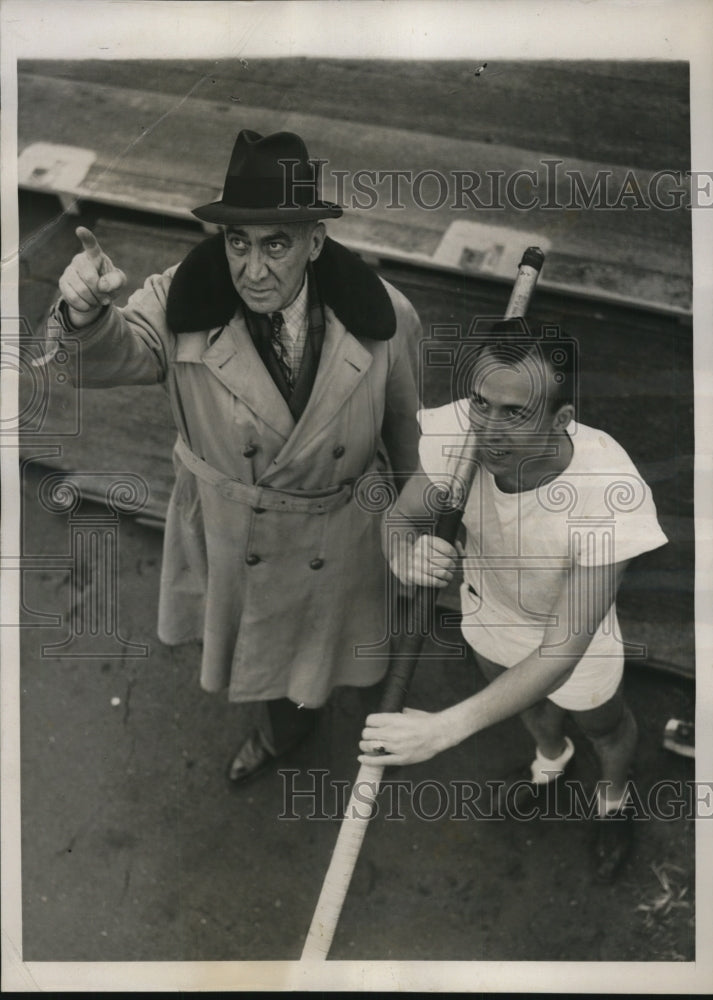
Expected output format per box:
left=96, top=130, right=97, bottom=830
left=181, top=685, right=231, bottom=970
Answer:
left=519, top=246, right=545, bottom=272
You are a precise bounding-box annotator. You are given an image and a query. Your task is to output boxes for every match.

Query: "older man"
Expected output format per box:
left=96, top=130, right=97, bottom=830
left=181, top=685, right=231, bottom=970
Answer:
left=48, top=129, right=421, bottom=783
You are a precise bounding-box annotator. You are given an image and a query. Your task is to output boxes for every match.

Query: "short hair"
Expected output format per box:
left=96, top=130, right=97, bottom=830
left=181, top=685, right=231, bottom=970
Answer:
left=456, top=320, right=576, bottom=412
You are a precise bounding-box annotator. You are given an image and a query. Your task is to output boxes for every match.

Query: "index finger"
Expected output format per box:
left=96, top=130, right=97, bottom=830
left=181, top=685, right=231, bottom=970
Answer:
left=75, top=226, right=105, bottom=263
left=363, top=712, right=401, bottom=728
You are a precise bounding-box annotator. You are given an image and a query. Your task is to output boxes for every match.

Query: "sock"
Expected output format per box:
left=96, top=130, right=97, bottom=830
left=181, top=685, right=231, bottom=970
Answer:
left=530, top=735, right=575, bottom=784
left=598, top=786, right=629, bottom=818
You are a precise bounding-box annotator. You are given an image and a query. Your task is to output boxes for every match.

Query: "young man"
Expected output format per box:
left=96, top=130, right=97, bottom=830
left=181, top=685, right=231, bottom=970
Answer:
left=47, top=129, right=421, bottom=784
left=358, top=326, right=668, bottom=881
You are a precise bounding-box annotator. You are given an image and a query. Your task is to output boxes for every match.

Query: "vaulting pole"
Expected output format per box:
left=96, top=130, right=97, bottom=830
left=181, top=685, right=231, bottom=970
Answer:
left=301, top=248, right=545, bottom=961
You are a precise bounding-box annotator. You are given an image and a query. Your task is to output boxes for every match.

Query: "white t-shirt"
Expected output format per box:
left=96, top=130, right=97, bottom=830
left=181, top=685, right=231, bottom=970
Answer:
left=418, top=401, right=668, bottom=675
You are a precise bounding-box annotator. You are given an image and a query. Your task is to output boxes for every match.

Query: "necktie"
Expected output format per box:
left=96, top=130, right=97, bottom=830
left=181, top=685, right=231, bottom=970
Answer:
left=270, top=312, right=293, bottom=389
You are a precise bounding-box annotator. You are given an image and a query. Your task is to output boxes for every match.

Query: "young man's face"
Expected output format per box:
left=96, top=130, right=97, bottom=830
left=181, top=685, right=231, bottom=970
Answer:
left=223, top=221, right=326, bottom=314
left=467, top=347, right=570, bottom=482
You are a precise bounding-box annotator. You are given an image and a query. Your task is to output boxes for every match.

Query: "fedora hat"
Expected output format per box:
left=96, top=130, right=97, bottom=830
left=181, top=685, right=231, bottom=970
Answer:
left=192, top=129, right=343, bottom=225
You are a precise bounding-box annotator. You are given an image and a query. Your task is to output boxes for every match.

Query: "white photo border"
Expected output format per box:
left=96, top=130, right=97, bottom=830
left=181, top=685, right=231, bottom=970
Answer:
left=1, top=0, right=711, bottom=992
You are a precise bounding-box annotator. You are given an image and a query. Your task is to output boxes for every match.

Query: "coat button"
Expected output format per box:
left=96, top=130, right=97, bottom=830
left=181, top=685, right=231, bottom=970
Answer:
left=332, top=445, right=345, bottom=458
left=245, top=553, right=261, bottom=565
left=243, top=444, right=258, bottom=457
left=309, top=558, right=324, bottom=570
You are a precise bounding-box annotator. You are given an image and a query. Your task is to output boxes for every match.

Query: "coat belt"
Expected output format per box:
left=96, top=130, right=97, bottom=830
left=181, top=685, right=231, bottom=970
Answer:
left=174, top=435, right=353, bottom=514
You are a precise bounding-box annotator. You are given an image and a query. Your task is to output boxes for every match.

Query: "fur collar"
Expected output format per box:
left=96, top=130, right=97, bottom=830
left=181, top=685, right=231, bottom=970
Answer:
left=165, top=233, right=396, bottom=340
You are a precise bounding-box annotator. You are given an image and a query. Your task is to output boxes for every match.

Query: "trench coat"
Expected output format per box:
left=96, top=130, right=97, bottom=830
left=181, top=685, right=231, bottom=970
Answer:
left=50, top=257, right=421, bottom=707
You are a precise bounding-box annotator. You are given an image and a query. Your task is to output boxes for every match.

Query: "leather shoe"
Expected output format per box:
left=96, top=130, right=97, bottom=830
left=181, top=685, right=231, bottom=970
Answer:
left=592, top=808, right=634, bottom=883
left=226, top=730, right=276, bottom=786
left=496, top=759, right=573, bottom=818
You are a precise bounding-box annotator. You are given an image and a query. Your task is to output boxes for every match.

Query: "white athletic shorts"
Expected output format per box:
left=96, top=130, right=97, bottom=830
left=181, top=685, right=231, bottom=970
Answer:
left=459, top=583, right=624, bottom=711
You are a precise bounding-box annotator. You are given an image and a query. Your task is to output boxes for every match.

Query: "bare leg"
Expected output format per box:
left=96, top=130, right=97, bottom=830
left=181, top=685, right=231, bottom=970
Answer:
left=571, top=683, right=637, bottom=807
left=475, top=652, right=568, bottom=759
left=571, top=682, right=638, bottom=881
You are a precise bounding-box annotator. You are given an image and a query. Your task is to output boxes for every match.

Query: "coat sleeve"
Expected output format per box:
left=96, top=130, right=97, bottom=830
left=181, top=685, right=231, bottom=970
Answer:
left=44, top=267, right=178, bottom=388
left=379, top=282, right=422, bottom=479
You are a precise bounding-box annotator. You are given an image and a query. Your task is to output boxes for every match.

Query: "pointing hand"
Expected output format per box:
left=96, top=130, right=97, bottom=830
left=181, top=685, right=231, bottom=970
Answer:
left=58, top=227, right=127, bottom=327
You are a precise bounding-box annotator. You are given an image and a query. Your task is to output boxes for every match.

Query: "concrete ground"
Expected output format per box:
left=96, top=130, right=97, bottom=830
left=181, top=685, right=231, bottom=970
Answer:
left=19, top=463, right=694, bottom=963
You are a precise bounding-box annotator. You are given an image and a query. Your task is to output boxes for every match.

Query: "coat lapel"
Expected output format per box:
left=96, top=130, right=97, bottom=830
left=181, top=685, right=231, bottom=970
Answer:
left=260, top=308, right=373, bottom=477
left=201, top=315, right=295, bottom=441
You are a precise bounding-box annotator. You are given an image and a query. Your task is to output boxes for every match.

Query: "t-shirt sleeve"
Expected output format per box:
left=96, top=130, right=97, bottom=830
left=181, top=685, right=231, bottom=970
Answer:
left=574, top=437, right=669, bottom=567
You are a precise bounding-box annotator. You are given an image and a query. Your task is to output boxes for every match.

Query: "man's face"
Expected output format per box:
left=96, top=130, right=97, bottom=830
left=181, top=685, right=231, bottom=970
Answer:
left=224, top=221, right=326, bottom=314
left=467, top=348, right=566, bottom=481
